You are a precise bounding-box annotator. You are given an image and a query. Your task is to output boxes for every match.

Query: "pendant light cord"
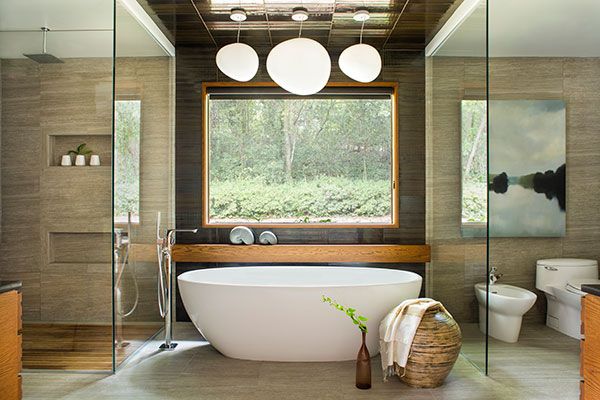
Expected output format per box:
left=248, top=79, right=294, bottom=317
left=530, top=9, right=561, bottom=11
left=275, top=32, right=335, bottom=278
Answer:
left=237, top=0, right=242, bottom=43
left=360, top=0, right=366, bottom=44
left=298, top=0, right=304, bottom=37
left=359, top=20, right=365, bottom=44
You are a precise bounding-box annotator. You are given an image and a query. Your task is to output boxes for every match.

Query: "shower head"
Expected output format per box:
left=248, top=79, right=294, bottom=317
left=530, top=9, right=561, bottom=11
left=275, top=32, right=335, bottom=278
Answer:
left=23, top=27, right=63, bottom=64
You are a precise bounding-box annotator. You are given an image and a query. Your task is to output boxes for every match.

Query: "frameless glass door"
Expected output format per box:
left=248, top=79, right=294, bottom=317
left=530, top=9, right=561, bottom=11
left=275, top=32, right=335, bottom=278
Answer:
left=113, top=0, right=175, bottom=369
left=425, top=0, right=489, bottom=372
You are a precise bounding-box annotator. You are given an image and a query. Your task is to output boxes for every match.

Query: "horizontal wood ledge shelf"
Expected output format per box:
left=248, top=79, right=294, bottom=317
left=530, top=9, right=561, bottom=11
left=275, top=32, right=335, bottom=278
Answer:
left=171, top=244, right=430, bottom=264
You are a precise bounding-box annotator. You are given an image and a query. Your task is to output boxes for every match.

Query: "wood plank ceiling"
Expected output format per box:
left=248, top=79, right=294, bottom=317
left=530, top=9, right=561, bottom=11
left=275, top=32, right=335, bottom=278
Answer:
left=142, top=0, right=458, bottom=52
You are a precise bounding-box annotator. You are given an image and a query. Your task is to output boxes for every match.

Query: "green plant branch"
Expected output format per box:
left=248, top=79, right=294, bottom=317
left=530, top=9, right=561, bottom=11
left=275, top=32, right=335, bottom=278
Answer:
left=322, top=295, right=368, bottom=333
left=68, top=143, right=93, bottom=156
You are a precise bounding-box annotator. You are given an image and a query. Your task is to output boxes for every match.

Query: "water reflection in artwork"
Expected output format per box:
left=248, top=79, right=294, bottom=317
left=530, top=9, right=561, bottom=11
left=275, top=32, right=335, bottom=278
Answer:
left=489, top=100, right=566, bottom=237
left=461, top=99, right=566, bottom=237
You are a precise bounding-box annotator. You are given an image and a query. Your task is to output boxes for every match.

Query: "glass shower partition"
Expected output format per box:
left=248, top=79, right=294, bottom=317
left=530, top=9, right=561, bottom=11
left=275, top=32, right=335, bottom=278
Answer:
left=112, top=0, right=176, bottom=369
left=425, top=0, right=489, bottom=372
left=0, top=0, right=116, bottom=371
left=486, top=0, right=591, bottom=384
left=0, top=0, right=175, bottom=372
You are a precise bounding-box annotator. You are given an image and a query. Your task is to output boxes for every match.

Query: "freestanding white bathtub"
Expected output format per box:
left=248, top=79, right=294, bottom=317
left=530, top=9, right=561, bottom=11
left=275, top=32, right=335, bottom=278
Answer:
left=178, top=266, right=422, bottom=362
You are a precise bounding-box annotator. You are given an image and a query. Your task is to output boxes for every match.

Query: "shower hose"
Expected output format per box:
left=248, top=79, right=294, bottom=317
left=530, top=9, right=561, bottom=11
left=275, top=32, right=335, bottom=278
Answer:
left=114, top=215, right=140, bottom=318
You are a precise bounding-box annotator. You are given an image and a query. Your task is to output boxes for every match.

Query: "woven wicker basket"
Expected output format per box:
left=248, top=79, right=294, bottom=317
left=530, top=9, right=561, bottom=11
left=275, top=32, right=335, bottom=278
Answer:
left=399, top=305, right=462, bottom=388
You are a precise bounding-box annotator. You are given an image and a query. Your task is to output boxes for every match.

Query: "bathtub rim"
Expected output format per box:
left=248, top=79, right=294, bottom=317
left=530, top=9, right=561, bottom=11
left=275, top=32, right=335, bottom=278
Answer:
left=177, top=266, right=422, bottom=289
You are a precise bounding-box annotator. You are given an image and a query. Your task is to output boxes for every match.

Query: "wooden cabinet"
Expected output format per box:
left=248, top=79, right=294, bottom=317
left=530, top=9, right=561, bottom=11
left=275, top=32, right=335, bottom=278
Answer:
left=581, top=294, right=600, bottom=400
left=0, top=289, right=22, bottom=400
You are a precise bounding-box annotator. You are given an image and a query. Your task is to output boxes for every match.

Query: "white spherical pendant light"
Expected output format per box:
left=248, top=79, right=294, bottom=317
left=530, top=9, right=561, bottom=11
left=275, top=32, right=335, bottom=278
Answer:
left=267, top=37, right=331, bottom=96
left=215, top=8, right=259, bottom=82
left=339, top=9, right=382, bottom=83
left=267, top=8, right=331, bottom=96
left=339, top=43, right=382, bottom=83
left=216, top=42, right=259, bottom=82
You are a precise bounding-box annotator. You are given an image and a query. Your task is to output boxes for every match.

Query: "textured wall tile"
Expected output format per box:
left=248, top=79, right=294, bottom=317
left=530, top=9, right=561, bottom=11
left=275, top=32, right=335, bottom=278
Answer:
left=427, top=56, right=600, bottom=323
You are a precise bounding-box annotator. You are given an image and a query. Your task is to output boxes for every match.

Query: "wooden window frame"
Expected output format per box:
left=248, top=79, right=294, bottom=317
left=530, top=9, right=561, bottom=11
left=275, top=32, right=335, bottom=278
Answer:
left=201, top=81, right=400, bottom=229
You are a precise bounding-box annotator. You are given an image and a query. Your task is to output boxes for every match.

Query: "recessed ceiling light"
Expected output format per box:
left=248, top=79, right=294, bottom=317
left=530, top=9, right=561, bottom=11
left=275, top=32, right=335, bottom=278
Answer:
left=230, top=8, right=247, bottom=22
left=353, top=9, right=370, bottom=22
left=291, top=7, right=309, bottom=22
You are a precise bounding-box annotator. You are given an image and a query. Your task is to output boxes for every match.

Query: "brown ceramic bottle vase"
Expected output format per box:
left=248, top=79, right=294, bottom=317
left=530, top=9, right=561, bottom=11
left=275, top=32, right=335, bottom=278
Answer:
left=355, top=331, right=371, bottom=389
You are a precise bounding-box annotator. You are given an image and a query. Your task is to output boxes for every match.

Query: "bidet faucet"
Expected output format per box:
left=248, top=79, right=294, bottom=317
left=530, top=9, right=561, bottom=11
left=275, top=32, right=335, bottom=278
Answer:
left=489, top=267, right=503, bottom=285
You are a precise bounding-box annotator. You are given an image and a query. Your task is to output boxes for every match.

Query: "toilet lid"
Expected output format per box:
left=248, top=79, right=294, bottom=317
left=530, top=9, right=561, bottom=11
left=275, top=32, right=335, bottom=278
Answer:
left=566, top=278, right=600, bottom=293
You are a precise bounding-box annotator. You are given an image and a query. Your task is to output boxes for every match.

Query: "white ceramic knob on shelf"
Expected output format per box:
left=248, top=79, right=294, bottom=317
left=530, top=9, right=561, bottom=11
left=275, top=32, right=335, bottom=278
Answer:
left=90, top=155, right=100, bottom=166
left=75, top=155, right=86, bottom=166
left=60, top=155, right=72, bottom=166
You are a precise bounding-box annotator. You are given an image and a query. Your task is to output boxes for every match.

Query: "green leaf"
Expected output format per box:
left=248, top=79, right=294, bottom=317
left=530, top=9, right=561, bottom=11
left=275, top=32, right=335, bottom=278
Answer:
left=68, top=143, right=93, bottom=156
left=322, top=295, right=368, bottom=334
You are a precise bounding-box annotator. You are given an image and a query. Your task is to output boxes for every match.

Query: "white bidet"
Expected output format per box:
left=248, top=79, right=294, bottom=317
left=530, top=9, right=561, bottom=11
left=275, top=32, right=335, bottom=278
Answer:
left=474, top=282, right=537, bottom=343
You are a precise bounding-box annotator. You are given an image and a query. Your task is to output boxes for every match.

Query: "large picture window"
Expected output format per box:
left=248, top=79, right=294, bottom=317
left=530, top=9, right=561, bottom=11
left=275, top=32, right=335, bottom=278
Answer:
left=202, top=83, right=399, bottom=228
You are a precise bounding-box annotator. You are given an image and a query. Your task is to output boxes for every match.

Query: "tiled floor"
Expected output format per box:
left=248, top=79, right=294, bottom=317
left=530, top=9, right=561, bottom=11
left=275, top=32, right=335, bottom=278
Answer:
left=460, top=322, right=581, bottom=399
left=22, top=322, right=581, bottom=400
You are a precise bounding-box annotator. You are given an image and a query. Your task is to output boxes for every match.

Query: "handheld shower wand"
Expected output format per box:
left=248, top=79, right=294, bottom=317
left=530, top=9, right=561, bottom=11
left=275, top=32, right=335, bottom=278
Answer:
left=156, top=212, right=198, bottom=350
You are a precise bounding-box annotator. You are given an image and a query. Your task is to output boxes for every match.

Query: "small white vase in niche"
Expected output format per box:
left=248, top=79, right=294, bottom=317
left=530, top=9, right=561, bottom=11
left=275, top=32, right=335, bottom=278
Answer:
left=89, top=155, right=100, bottom=166
left=75, top=154, right=86, bottom=166
left=60, top=155, right=72, bottom=166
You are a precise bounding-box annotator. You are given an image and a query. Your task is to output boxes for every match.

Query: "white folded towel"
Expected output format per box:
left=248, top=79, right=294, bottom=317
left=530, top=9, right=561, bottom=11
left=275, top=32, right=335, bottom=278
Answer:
left=379, top=298, right=446, bottom=381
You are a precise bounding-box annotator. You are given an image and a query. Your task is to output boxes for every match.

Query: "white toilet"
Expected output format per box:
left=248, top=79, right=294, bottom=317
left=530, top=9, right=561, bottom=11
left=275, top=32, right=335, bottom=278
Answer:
left=536, top=258, right=600, bottom=339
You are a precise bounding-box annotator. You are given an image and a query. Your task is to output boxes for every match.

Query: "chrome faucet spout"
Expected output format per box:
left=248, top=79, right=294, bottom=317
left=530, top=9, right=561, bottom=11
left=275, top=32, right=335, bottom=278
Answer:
left=489, top=267, right=504, bottom=286
left=156, top=212, right=200, bottom=351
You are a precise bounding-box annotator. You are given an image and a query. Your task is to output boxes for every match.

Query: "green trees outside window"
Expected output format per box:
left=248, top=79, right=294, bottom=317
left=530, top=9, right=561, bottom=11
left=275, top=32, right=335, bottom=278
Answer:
left=114, top=100, right=141, bottom=223
left=207, top=94, right=394, bottom=225
left=461, top=100, right=487, bottom=225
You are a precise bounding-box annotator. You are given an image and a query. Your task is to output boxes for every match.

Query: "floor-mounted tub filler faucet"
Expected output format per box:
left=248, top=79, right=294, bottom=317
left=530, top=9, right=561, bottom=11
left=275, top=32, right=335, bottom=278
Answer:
left=489, top=267, right=503, bottom=286
left=156, top=212, right=198, bottom=350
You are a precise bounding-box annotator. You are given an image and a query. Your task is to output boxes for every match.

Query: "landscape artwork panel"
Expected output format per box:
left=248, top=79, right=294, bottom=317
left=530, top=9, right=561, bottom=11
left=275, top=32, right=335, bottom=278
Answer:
left=488, top=100, right=566, bottom=237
